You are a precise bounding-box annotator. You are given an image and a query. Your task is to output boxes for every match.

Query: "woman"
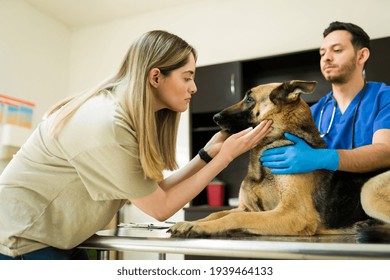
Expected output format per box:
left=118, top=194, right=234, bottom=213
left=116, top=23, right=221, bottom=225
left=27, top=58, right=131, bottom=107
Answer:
left=0, top=30, right=272, bottom=259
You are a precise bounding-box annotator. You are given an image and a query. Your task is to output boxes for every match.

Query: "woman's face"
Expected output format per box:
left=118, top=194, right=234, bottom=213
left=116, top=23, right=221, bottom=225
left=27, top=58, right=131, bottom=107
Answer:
left=152, top=53, right=197, bottom=112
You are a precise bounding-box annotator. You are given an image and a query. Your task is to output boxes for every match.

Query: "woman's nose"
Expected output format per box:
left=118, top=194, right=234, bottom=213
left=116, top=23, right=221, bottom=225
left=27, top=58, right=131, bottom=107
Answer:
left=190, top=82, right=197, bottom=94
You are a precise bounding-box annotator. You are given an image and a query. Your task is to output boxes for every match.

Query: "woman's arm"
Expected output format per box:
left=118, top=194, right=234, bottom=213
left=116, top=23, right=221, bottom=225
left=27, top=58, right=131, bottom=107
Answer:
left=131, top=120, right=272, bottom=221
left=158, top=128, right=229, bottom=191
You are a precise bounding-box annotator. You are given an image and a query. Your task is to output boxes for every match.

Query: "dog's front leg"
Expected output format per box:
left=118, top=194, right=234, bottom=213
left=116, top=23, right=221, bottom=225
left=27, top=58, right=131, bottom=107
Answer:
left=170, top=208, right=318, bottom=237
left=196, top=207, right=244, bottom=222
left=169, top=214, right=244, bottom=237
left=168, top=208, right=245, bottom=237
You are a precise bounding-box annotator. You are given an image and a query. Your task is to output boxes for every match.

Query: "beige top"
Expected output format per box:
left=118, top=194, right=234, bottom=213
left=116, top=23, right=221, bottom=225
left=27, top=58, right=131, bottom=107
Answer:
left=0, top=92, right=158, bottom=257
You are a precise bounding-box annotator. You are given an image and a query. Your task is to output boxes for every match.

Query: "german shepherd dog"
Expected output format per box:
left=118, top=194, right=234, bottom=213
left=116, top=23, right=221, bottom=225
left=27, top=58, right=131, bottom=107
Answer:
left=169, top=80, right=390, bottom=240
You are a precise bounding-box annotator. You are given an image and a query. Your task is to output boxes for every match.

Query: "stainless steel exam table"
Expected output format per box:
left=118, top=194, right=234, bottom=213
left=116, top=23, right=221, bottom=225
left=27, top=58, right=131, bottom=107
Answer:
left=79, top=227, right=390, bottom=260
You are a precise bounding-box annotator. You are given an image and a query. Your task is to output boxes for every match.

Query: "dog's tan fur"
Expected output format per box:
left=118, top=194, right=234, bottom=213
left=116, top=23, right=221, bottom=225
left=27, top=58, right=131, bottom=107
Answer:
left=169, top=80, right=390, bottom=238
left=361, top=170, right=390, bottom=223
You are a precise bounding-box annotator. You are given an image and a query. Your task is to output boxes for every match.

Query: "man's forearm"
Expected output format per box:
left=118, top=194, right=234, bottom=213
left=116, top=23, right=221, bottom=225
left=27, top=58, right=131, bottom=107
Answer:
left=338, top=143, right=390, bottom=173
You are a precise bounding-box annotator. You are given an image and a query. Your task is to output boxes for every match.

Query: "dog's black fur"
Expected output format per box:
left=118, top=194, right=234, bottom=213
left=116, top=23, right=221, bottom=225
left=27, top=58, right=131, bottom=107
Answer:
left=313, top=170, right=381, bottom=229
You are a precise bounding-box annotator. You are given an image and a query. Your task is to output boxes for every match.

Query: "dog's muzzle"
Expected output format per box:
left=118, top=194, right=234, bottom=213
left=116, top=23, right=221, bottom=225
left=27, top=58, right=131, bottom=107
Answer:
left=213, top=113, right=223, bottom=126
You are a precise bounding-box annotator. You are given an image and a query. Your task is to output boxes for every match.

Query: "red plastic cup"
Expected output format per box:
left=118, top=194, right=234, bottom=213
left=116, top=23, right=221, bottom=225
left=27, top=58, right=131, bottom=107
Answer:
left=207, top=183, right=225, bottom=206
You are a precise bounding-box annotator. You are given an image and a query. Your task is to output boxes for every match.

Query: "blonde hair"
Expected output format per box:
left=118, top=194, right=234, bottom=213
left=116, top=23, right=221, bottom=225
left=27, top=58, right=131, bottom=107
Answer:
left=45, top=30, right=197, bottom=181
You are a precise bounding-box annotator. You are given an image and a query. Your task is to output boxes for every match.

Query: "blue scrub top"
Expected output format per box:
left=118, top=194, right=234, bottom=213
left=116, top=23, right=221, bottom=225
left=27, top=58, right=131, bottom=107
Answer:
left=311, top=82, right=390, bottom=149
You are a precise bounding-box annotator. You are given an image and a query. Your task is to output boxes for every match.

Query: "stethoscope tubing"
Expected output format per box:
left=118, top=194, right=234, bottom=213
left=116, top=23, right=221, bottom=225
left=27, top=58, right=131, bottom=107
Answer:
left=317, top=82, right=367, bottom=149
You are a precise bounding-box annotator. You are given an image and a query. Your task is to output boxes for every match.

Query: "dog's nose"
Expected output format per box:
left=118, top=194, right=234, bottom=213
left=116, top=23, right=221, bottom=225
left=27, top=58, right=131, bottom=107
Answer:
left=213, top=113, right=222, bottom=124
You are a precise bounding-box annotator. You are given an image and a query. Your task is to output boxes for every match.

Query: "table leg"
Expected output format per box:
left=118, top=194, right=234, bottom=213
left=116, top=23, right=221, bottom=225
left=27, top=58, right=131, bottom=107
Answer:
left=97, top=250, right=110, bottom=260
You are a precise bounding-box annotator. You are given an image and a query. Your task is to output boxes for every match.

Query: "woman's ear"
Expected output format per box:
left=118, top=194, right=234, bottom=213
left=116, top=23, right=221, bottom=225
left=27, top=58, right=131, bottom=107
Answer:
left=149, top=68, right=161, bottom=88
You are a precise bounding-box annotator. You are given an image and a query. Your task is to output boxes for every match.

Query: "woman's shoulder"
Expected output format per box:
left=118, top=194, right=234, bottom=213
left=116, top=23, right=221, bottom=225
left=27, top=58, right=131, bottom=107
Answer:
left=58, top=93, right=135, bottom=147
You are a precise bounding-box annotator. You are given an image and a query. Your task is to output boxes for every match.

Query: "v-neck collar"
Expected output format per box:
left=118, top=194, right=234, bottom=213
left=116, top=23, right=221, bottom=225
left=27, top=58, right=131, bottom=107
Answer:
left=332, top=85, right=367, bottom=117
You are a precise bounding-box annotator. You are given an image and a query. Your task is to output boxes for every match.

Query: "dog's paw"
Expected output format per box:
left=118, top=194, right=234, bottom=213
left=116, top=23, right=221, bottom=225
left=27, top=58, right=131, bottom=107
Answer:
left=353, top=219, right=384, bottom=230
left=167, top=221, right=193, bottom=237
left=168, top=222, right=208, bottom=238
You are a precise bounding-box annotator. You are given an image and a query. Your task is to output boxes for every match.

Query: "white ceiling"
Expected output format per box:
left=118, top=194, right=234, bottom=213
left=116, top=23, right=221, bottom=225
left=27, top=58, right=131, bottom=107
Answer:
left=24, top=0, right=196, bottom=27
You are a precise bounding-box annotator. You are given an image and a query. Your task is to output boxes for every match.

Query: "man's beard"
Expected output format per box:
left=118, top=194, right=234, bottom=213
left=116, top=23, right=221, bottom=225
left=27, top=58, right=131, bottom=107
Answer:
left=323, top=57, right=357, bottom=84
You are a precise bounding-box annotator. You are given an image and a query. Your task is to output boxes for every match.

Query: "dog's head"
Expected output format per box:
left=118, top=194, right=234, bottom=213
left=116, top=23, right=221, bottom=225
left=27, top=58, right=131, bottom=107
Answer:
left=213, top=80, right=318, bottom=139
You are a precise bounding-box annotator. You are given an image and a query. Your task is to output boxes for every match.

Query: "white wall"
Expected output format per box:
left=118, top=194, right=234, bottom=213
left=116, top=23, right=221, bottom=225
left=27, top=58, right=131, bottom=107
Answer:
left=0, top=0, right=71, bottom=125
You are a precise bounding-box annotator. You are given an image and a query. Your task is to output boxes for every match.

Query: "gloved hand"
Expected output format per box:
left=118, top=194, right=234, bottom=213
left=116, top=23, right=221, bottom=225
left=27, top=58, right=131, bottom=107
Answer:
left=260, top=133, right=339, bottom=174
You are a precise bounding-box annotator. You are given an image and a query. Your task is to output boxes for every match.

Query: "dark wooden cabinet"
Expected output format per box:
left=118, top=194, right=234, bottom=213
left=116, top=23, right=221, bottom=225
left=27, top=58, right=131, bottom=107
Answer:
left=189, top=37, right=390, bottom=207
left=365, top=37, right=390, bottom=85
left=241, top=49, right=331, bottom=104
left=191, top=61, right=242, bottom=113
left=190, top=61, right=245, bottom=206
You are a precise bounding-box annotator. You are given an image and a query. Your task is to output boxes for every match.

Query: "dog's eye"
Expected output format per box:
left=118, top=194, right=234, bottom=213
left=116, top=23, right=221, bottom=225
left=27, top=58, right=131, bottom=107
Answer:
left=245, top=96, right=255, bottom=104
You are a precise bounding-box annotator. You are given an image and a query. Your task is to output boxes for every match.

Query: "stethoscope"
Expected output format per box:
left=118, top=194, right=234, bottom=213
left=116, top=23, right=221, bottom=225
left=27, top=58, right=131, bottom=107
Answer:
left=317, top=81, right=367, bottom=149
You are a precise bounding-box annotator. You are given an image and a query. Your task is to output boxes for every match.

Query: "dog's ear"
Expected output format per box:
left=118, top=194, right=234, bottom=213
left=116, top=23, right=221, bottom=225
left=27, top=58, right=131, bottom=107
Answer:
left=270, top=80, right=317, bottom=104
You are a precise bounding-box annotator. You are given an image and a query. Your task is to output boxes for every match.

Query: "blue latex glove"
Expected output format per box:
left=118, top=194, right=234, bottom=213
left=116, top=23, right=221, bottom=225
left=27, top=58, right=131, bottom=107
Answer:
left=260, top=133, right=339, bottom=174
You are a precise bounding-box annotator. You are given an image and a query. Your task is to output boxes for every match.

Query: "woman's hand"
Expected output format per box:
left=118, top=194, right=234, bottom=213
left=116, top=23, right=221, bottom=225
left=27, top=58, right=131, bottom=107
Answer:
left=205, top=120, right=273, bottom=161
left=203, top=130, right=230, bottom=158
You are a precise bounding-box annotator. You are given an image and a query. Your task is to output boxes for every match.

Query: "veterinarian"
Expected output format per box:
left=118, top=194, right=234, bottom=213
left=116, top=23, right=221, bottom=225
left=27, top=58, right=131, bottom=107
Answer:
left=0, top=30, right=272, bottom=260
left=261, top=22, right=390, bottom=223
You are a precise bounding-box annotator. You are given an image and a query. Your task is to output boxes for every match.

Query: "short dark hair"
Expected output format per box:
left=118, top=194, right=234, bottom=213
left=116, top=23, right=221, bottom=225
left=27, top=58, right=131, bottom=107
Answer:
left=323, top=21, right=371, bottom=51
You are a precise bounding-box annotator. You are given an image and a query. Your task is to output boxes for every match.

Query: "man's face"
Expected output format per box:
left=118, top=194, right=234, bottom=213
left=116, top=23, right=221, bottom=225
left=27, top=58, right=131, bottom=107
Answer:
left=319, top=30, right=358, bottom=84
